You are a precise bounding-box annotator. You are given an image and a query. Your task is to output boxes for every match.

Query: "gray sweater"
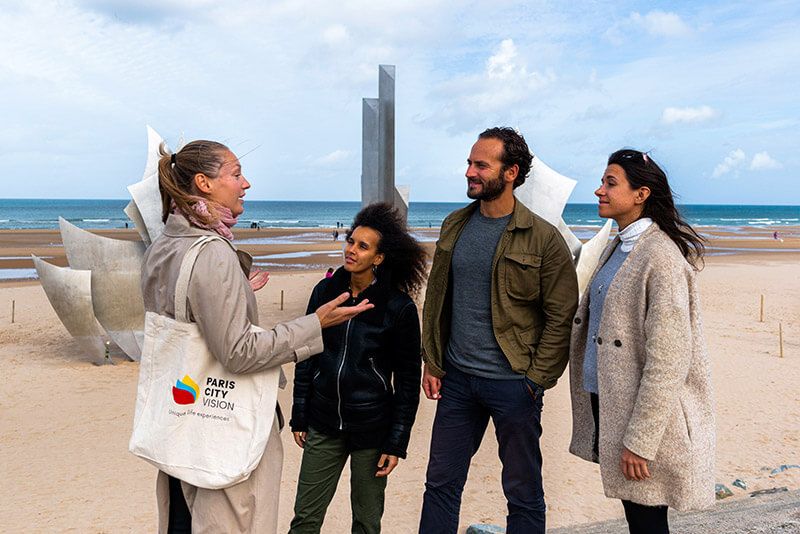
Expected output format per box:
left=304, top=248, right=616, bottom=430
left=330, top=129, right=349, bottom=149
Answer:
left=582, top=243, right=629, bottom=393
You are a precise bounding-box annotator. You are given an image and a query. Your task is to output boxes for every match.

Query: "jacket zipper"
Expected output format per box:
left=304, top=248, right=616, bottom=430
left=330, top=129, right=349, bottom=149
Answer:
left=336, top=319, right=353, bottom=430
left=369, top=357, right=388, bottom=391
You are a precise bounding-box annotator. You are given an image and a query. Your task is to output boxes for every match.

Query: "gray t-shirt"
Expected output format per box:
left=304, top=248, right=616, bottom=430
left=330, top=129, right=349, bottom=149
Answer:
left=445, top=209, right=521, bottom=380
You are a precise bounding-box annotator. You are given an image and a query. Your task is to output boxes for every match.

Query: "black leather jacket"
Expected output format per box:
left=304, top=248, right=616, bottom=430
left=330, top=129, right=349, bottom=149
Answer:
left=290, top=267, right=422, bottom=458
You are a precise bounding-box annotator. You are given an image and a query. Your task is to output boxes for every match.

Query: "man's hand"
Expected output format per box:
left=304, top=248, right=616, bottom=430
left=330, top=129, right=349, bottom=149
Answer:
left=422, top=363, right=442, bottom=400
left=620, top=447, right=651, bottom=481
left=248, top=268, right=270, bottom=292
left=292, top=431, right=307, bottom=449
left=315, top=292, right=374, bottom=329
left=376, top=454, right=399, bottom=477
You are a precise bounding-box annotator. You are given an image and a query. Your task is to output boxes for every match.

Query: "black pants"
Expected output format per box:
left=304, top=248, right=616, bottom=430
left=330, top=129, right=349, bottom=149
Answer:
left=590, top=393, right=669, bottom=534
left=168, top=475, right=192, bottom=533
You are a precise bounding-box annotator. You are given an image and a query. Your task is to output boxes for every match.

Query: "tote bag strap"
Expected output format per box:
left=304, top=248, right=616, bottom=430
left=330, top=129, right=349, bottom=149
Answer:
left=174, top=235, right=235, bottom=323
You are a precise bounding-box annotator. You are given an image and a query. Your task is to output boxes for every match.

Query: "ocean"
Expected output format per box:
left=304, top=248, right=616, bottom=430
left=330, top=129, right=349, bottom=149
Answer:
left=1, top=199, right=798, bottom=231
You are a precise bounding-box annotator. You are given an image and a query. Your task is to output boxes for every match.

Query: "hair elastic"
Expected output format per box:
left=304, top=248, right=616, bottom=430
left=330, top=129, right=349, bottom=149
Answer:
left=171, top=153, right=177, bottom=165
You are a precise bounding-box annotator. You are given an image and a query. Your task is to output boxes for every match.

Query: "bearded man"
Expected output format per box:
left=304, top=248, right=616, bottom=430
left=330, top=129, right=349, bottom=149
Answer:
left=418, top=127, right=578, bottom=534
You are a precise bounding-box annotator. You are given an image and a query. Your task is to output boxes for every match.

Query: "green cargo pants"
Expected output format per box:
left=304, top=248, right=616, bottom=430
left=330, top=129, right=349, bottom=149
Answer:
left=289, top=427, right=387, bottom=534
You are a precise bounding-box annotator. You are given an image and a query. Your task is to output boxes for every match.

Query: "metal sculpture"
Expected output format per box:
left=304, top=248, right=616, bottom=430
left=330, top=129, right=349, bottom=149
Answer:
left=361, top=65, right=409, bottom=220
left=31, top=255, right=108, bottom=363
left=33, top=126, right=166, bottom=362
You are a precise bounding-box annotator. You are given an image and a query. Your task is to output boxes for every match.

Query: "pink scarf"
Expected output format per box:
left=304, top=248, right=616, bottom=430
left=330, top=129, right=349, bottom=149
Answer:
left=173, top=197, right=238, bottom=241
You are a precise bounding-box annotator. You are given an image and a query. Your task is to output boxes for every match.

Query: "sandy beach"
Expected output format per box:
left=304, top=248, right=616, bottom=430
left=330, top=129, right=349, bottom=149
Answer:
left=0, top=226, right=798, bottom=532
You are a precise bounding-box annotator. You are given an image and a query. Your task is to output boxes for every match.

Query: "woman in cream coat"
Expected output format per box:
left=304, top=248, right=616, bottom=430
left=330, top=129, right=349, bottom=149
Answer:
left=141, top=140, right=372, bottom=533
left=568, top=149, right=714, bottom=534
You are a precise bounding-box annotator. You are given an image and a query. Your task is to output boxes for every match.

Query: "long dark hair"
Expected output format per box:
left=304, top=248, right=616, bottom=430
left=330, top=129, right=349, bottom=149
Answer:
left=608, top=149, right=705, bottom=269
left=347, top=203, right=428, bottom=296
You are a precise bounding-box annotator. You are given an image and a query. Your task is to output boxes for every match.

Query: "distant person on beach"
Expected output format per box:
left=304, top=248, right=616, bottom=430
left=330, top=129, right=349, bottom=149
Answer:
left=568, top=149, right=714, bottom=534
left=140, top=140, right=373, bottom=533
left=290, top=202, right=426, bottom=533
left=324, top=267, right=334, bottom=279
left=419, top=127, right=578, bottom=533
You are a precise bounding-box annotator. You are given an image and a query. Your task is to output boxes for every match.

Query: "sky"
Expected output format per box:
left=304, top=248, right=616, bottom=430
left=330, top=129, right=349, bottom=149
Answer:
left=1, top=0, right=798, bottom=204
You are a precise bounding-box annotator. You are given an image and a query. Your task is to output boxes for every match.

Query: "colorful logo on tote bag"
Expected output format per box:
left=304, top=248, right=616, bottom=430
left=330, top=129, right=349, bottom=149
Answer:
left=172, top=375, right=200, bottom=405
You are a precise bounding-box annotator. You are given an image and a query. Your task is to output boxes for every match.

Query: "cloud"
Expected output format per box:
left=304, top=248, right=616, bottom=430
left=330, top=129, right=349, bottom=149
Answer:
left=750, top=151, right=782, bottom=170
left=487, top=39, right=518, bottom=79
left=631, top=10, right=691, bottom=37
left=74, top=0, right=216, bottom=25
left=419, top=38, right=556, bottom=134
left=606, top=10, right=691, bottom=43
left=662, top=105, right=719, bottom=124
left=712, top=149, right=746, bottom=178
left=322, top=24, right=350, bottom=46
left=314, top=149, right=351, bottom=165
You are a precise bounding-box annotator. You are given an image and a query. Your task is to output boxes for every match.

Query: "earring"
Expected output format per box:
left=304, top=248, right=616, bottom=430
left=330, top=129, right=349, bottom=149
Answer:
left=372, top=265, right=378, bottom=275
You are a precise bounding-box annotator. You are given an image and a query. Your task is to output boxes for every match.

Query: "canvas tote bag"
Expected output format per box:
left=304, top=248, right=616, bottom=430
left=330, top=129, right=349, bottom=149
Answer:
left=129, top=235, right=280, bottom=489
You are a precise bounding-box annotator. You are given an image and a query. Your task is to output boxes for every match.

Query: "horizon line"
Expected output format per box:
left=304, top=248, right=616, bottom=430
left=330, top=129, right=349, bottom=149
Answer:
left=1, top=198, right=799, bottom=208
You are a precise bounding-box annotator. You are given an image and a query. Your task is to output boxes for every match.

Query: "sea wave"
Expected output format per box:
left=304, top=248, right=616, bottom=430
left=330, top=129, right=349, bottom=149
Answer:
left=82, top=218, right=111, bottom=222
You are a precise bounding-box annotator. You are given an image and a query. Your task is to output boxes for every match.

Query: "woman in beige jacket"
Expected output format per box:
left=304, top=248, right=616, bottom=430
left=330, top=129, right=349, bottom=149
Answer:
left=140, top=140, right=373, bottom=533
left=568, top=149, right=714, bottom=533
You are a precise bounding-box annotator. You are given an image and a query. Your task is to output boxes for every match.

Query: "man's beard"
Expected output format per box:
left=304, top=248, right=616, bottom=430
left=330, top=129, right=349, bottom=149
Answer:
left=467, top=169, right=507, bottom=201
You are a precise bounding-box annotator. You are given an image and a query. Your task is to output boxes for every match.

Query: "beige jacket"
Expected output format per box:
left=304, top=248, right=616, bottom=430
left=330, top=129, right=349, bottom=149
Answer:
left=568, top=224, right=715, bottom=511
left=140, top=214, right=323, bottom=533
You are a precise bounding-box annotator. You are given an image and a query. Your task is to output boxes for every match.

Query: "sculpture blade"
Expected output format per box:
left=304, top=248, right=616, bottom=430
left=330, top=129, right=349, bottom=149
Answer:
left=394, top=185, right=410, bottom=221
left=514, top=156, right=577, bottom=227
left=557, top=217, right=582, bottom=260
left=90, top=270, right=145, bottom=361
left=59, top=217, right=145, bottom=271
left=31, top=255, right=107, bottom=363
left=575, top=219, right=613, bottom=297
left=124, top=200, right=151, bottom=247
left=127, top=125, right=167, bottom=244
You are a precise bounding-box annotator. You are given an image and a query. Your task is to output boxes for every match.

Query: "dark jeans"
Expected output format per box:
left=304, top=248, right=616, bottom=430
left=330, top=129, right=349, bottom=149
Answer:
left=590, top=393, right=669, bottom=534
left=419, top=364, right=545, bottom=534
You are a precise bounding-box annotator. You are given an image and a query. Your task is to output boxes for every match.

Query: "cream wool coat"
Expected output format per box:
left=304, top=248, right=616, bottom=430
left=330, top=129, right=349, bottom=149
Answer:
left=140, top=214, right=323, bottom=533
left=568, top=223, right=715, bottom=511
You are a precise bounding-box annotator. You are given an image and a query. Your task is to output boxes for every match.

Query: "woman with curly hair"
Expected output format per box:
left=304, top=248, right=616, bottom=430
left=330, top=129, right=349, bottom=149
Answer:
left=568, top=149, right=714, bottom=534
left=289, top=202, right=427, bottom=533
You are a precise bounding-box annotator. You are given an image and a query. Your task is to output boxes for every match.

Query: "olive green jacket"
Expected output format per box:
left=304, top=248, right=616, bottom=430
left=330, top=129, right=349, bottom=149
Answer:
left=422, top=200, right=578, bottom=388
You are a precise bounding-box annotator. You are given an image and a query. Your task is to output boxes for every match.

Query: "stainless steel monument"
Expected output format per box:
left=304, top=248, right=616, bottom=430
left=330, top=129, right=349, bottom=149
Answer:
left=33, top=126, right=167, bottom=363
left=361, top=65, right=410, bottom=220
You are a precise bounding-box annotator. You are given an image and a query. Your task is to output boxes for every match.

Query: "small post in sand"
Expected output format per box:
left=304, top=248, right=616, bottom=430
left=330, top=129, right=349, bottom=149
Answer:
left=11, top=299, right=15, bottom=323
left=280, top=290, right=284, bottom=311
left=759, top=294, right=765, bottom=322
left=779, top=322, right=784, bottom=358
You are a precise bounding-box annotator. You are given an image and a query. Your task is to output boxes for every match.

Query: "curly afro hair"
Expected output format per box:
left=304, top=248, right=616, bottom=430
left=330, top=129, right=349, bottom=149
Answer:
left=347, top=202, right=428, bottom=297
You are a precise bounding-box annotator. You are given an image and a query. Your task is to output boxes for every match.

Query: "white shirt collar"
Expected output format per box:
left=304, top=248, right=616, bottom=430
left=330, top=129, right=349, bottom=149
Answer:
left=618, top=218, right=653, bottom=252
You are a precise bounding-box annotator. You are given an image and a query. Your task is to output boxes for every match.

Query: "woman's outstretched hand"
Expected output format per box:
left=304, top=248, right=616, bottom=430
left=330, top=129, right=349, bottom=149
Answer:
left=376, top=454, right=398, bottom=477
left=620, top=447, right=651, bottom=481
left=248, top=268, right=270, bottom=292
left=315, top=292, right=374, bottom=329
left=293, top=431, right=307, bottom=449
